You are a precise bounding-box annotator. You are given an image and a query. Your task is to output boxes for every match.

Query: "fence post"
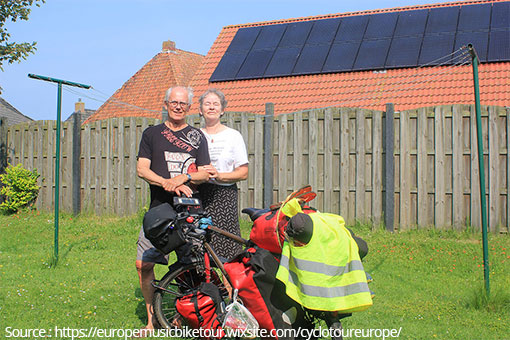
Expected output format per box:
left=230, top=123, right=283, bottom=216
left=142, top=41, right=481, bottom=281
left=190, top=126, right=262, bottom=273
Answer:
left=0, top=117, right=6, bottom=174
left=383, top=103, right=395, bottom=231
left=72, top=113, right=82, bottom=215
left=0, top=117, right=6, bottom=206
left=263, top=103, right=274, bottom=209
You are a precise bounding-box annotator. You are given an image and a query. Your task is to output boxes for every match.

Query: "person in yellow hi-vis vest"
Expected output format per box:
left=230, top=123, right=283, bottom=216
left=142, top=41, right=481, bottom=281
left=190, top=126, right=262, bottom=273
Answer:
left=275, top=198, right=373, bottom=313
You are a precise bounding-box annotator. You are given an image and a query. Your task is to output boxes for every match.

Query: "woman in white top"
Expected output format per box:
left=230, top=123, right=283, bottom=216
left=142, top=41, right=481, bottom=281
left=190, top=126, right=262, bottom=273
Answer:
left=198, top=88, right=249, bottom=259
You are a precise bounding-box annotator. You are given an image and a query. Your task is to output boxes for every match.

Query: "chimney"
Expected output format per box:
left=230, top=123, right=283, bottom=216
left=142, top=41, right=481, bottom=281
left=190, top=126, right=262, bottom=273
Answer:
left=162, top=40, right=176, bottom=52
left=75, top=99, right=85, bottom=113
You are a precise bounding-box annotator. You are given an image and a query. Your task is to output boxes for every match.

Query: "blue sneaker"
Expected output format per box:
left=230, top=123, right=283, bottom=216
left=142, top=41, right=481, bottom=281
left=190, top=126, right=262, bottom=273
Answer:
left=366, top=272, right=373, bottom=283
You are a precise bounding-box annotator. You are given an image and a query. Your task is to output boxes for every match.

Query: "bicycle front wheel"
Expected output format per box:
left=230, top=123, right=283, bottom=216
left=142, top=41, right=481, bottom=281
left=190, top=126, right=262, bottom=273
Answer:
left=153, top=263, right=228, bottom=330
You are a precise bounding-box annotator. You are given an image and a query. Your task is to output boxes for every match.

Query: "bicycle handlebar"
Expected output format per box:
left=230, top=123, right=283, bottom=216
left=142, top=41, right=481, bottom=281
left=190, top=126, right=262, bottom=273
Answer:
left=173, top=197, right=250, bottom=247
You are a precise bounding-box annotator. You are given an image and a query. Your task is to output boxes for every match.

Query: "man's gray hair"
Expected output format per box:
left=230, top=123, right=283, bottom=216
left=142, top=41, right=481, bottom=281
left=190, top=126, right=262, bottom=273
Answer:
left=198, top=88, right=228, bottom=111
left=164, top=86, right=194, bottom=105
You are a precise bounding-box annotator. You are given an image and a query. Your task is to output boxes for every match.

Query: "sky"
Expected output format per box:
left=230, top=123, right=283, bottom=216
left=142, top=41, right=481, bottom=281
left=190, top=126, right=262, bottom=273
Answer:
left=1, top=0, right=457, bottom=121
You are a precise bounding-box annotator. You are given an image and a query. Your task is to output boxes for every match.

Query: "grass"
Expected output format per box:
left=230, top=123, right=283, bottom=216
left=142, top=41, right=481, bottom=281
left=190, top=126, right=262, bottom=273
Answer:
left=344, top=224, right=510, bottom=340
left=0, top=210, right=509, bottom=340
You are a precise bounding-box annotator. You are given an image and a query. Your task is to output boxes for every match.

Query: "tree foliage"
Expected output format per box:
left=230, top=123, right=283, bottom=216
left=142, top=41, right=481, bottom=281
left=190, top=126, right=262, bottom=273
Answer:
left=0, top=0, right=45, bottom=71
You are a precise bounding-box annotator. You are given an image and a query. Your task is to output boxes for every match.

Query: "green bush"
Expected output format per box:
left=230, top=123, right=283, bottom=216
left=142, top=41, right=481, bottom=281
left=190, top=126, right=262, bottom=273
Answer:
left=0, top=163, right=41, bottom=214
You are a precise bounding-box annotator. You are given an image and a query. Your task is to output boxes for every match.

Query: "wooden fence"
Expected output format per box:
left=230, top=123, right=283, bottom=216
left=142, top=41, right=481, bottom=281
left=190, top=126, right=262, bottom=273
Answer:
left=394, top=105, right=509, bottom=233
left=4, top=117, right=156, bottom=216
left=2, top=104, right=509, bottom=232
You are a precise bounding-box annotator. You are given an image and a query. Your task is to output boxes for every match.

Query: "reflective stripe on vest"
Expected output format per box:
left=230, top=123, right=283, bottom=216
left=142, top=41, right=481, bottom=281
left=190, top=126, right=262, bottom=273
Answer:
left=280, top=254, right=365, bottom=277
left=287, top=268, right=370, bottom=299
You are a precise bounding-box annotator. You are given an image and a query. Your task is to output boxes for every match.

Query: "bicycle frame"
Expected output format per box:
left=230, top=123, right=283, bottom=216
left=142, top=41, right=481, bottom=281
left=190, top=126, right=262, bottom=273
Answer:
left=203, top=225, right=250, bottom=285
left=152, top=220, right=249, bottom=294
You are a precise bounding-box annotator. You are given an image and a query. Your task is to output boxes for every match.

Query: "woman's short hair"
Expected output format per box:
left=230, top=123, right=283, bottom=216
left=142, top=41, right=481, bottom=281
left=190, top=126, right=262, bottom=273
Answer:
left=198, top=88, right=228, bottom=111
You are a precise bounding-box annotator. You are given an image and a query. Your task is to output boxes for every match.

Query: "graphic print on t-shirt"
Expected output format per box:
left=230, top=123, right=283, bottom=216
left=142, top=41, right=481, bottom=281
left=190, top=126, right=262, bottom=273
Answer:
left=208, top=139, right=234, bottom=170
left=164, top=152, right=196, bottom=178
left=161, top=128, right=202, bottom=152
left=181, top=129, right=202, bottom=149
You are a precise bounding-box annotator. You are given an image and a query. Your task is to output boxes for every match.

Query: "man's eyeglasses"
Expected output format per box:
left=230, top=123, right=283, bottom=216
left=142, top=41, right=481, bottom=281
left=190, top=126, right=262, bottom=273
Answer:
left=167, top=101, right=189, bottom=108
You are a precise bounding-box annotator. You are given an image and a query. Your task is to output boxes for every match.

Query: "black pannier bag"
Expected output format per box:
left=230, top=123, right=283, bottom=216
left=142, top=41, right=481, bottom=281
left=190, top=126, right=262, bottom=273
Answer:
left=224, top=246, right=314, bottom=340
left=142, top=203, right=186, bottom=254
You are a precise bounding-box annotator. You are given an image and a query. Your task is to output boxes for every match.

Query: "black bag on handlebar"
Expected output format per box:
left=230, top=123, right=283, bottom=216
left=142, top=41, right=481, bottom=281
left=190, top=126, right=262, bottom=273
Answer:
left=142, top=203, right=186, bottom=254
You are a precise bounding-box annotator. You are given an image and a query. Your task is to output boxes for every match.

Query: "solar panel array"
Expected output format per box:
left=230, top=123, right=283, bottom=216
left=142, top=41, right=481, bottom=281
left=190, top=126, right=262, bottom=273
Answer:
left=210, top=2, right=510, bottom=82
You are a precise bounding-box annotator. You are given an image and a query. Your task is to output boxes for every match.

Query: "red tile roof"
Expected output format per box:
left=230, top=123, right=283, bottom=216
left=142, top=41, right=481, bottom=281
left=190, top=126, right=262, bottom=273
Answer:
left=189, top=0, right=510, bottom=115
left=85, top=45, right=204, bottom=123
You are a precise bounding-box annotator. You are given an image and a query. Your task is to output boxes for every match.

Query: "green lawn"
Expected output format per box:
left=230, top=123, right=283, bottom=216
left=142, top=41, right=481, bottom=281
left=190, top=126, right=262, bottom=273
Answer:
left=0, top=210, right=509, bottom=340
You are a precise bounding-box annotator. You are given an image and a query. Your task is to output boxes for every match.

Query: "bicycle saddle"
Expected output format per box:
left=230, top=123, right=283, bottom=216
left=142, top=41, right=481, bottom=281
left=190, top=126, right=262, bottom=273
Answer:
left=241, top=208, right=270, bottom=222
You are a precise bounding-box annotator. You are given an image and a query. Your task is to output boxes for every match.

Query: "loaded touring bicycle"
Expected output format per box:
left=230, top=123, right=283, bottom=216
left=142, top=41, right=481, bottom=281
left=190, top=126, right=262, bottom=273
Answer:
left=144, top=187, right=373, bottom=339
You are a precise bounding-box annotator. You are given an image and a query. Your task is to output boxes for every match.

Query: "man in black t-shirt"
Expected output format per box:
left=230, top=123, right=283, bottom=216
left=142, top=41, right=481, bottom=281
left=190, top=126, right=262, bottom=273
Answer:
left=135, top=86, right=210, bottom=332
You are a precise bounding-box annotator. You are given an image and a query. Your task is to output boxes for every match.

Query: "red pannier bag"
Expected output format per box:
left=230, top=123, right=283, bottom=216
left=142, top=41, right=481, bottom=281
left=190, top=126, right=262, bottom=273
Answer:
left=224, top=246, right=313, bottom=340
left=175, top=282, right=226, bottom=339
left=249, top=205, right=316, bottom=254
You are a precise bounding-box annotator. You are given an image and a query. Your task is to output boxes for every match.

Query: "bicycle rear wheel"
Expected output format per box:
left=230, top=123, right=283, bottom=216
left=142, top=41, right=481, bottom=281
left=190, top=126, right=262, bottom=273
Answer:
left=305, top=310, right=344, bottom=340
left=325, top=319, right=343, bottom=340
left=153, top=263, right=228, bottom=330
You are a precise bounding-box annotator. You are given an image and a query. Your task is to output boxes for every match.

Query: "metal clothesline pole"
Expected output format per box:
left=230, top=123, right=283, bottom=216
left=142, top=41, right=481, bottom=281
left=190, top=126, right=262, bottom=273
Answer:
left=28, top=74, right=91, bottom=264
left=466, top=45, right=490, bottom=297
